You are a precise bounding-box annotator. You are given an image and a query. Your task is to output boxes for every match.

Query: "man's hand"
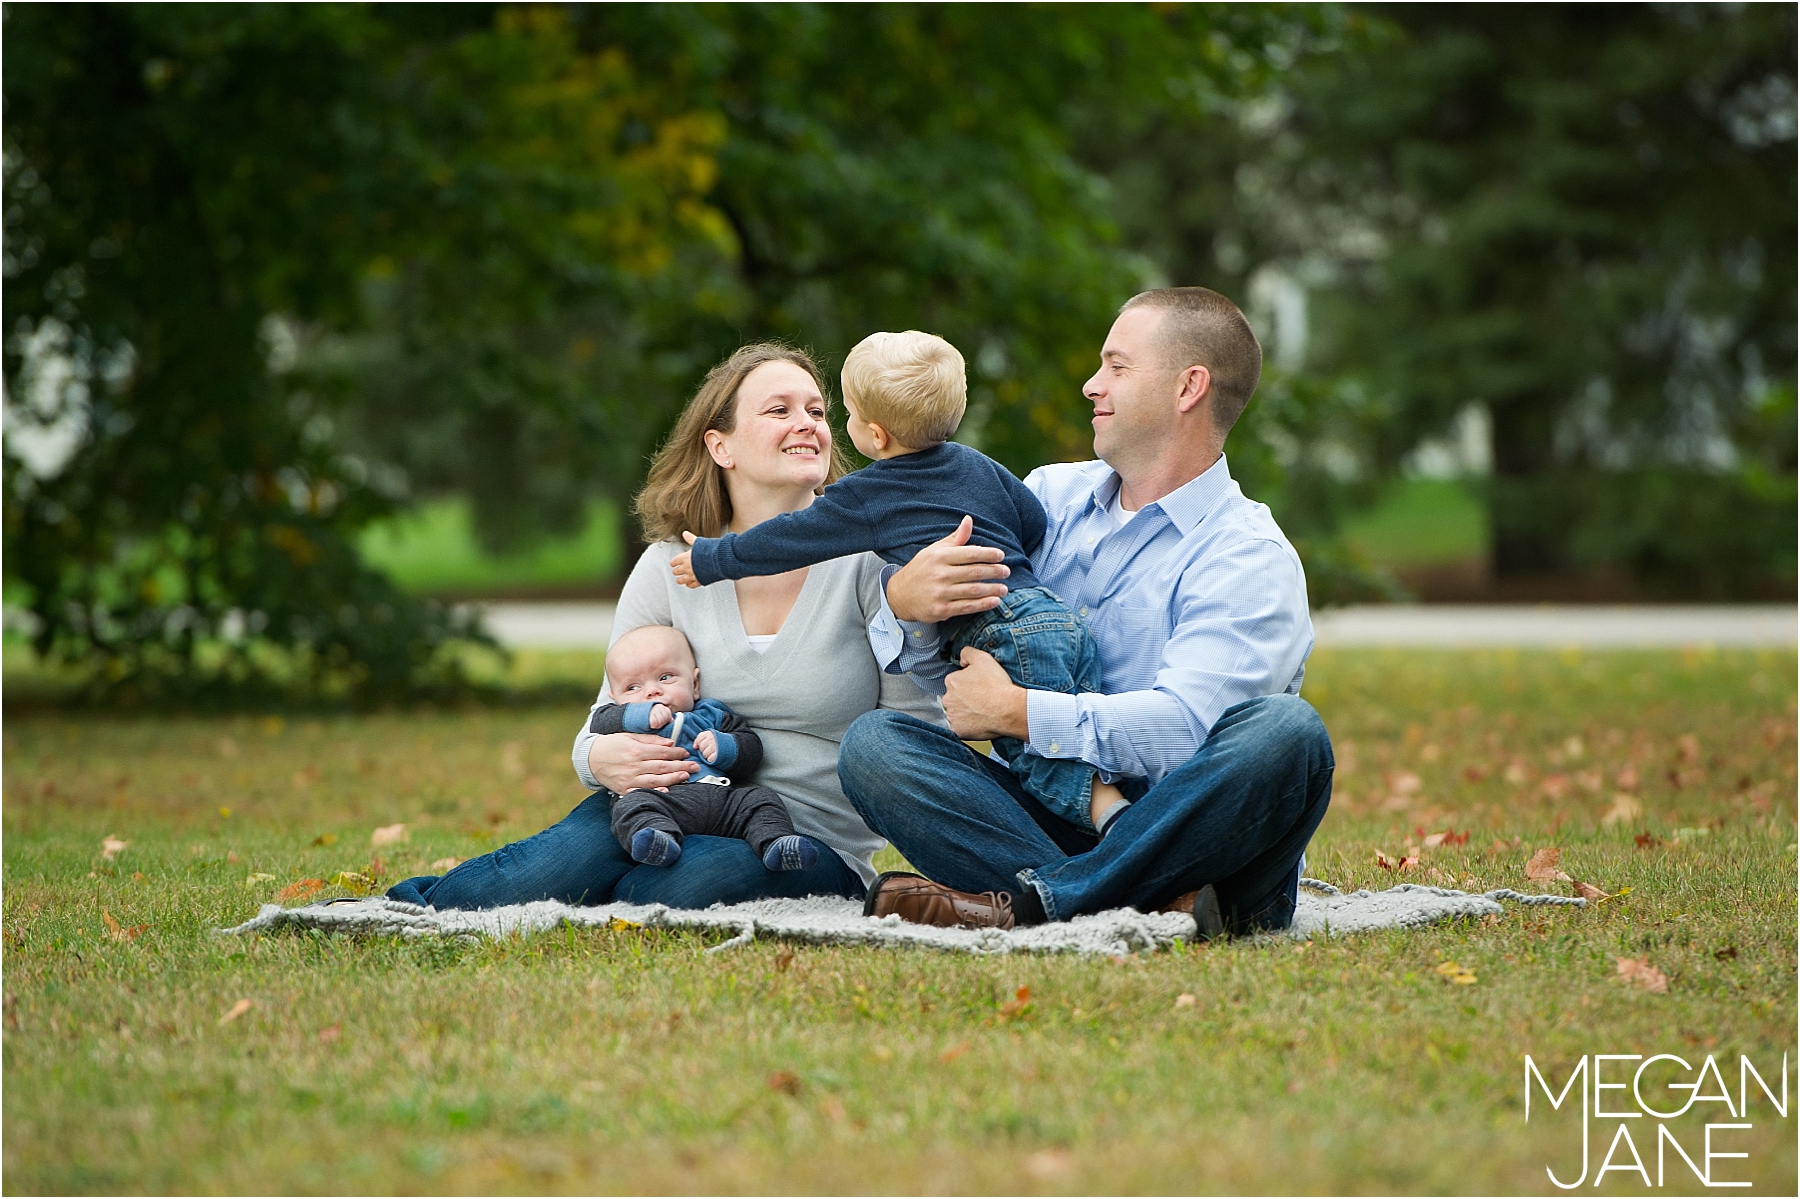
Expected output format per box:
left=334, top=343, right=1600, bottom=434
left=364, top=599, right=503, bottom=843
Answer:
left=693, top=728, right=718, bottom=763
left=941, top=647, right=1030, bottom=741
left=585, top=732, right=700, bottom=794
left=886, top=515, right=1010, bottom=623
left=648, top=703, right=674, bottom=730
left=670, top=533, right=702, bottom=589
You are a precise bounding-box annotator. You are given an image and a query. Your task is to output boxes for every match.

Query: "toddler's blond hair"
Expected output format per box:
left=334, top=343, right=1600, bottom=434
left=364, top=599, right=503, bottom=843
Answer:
left=841, top=331, right=967, bottom=449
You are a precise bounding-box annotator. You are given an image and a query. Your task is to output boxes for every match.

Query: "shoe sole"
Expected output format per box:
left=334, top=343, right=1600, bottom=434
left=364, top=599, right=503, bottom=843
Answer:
left=862, top=870, right=926, bottom=917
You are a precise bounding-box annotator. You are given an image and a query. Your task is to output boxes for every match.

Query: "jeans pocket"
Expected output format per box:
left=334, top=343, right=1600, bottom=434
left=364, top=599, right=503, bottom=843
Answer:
left=997, top=615, right=1085, bottom=691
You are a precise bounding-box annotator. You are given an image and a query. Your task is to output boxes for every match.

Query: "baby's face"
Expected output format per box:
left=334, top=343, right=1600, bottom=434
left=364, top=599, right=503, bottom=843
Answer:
left=606, top=641, right=699, bottom=711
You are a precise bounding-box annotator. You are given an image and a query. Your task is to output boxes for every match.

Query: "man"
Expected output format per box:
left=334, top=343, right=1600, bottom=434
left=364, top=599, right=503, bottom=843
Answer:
left=842, top=287, right=1333, bottom=934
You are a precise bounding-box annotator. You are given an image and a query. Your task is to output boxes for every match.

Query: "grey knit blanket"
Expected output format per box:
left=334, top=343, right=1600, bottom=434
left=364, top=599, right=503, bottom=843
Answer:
left=218, top=879, right=1582, bottom=957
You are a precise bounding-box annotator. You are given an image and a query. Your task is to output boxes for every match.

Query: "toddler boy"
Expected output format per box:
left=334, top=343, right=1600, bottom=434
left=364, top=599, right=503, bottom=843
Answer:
left=671, top=331, right=1128, bottom=836
left=585, top=624, right=817, bottom=871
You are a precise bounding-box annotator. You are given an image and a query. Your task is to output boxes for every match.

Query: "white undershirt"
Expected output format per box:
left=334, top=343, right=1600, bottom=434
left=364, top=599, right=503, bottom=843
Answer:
left=745, top=634, right=777, bottom=654
left=1106, top=488, right=1139, bottom=530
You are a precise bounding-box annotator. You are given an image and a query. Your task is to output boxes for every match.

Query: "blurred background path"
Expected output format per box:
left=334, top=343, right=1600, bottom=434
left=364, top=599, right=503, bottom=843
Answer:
left=479, top=602, right=1796, bottom=650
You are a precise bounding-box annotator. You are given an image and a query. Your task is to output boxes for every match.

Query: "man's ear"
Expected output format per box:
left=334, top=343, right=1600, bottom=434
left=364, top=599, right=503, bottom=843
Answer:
left=1174, top=364, right=1212, bottom=416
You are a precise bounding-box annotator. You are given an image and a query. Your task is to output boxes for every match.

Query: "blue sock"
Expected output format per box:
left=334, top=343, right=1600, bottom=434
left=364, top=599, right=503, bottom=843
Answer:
left=762, top=835, right=817, bottom=872
left=630, top=828, right=682, bottom=867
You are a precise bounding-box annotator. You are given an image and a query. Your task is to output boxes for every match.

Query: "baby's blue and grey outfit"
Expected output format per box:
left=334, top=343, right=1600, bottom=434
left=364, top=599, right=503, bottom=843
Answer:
left=685, top=441, right=1105, bottom=830
left=588, top=698, right=813, bottom=871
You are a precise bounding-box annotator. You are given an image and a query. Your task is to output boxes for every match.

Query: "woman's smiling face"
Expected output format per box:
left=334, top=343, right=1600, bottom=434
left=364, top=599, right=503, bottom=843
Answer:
left=709, top=360, right=832, bottom=494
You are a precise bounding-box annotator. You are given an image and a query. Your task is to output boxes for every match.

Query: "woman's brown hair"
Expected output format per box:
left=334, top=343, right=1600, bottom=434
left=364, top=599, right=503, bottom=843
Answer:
left=634, top=343, right=851, bottom=544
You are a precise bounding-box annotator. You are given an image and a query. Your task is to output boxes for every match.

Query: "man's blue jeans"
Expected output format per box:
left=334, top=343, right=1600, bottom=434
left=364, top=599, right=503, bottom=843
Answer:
left=386, top=792, right=864, bottom=910
left=838, top=694, right=1332, bottom=931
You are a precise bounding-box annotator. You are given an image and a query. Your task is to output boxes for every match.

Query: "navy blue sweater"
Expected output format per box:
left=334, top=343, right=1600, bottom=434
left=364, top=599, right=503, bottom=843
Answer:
left=687, top=441, right=1045, bottom=593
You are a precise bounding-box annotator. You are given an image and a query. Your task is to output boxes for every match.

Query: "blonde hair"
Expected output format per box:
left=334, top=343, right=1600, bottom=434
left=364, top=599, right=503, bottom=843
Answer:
left=840, top=330, right=967, bottom=449
left=604, top=625, right=695, bottom=691
left=634, top=343, right=850, bottom=544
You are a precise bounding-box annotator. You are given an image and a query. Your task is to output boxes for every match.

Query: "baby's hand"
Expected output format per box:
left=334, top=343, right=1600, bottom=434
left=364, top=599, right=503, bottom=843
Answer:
left=669, top=532, right=702, bottom=589
left=693, top=729, right=718, bottom=763
left=648, top=703, right=673, bottom=730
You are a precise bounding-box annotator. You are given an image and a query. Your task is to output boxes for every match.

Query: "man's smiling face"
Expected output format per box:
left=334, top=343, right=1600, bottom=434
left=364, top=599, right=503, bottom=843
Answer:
left=1084, top=305, right=1179, bottom=471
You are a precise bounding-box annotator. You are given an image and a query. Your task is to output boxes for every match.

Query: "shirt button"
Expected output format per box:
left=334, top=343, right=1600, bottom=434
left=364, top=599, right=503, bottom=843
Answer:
left=1078, top=606, right=1088, bottom=618
left=1050, top=741, right=1060, bottom=753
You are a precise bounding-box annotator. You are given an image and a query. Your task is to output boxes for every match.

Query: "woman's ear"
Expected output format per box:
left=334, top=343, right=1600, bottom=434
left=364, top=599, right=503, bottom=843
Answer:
left=702, top=429, right=734, bottom=469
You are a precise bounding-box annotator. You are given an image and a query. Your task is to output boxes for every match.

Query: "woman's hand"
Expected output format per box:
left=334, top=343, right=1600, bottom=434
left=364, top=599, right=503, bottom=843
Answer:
left=586, top=732, right=699, bottom=794
left=693, top=729, right=719, bottom=763
left=669, top=532, right=702, bottom=589
left=886, top=516, right=1010, bottom=623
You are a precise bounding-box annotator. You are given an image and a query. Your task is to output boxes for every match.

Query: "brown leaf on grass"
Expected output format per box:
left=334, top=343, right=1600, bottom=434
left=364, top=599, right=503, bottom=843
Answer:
left=1676, top=733, right=1700, bottom=764
left=938, top=1040, right=971, bottom=1063
left=101, top=835, right=128, bottom=861
left=365, top=857, right=388, bottom=880
left=1388, top=771, right=1422, bottom=796
left=1714, top=945, right=1738, bottom=961
left=1434, top=961, right=1477, bottom=985
left=370, top=823, right=408, bottom=848
left=775, top=949, right=795, bottom=972
left=1174, top=992, right=1196, bottom=1009
left=1601, top=794, right=1642, bottom=828
left=276, top=878, right=327, bottom=904
left=1572, top=879, right=1611, bottom=902
left=1616, top=957, right=1669, bottom=993
left=101, top=909, right=149, bottom=941
left=1616, top=765, right=1639, bottom=791
left=217, top=998, right=254, bottom=1026
left=1525, top=847, right=1573, bottom=884
left=997, top=985, right=1033, bottom=1022
left=765, top=1070, right=802, bottom=1096
left=1375, top=850, right=1397, bottom=871
left=331, top=872, right=376, bottom=895
left=1422, top=829, right=1470, bottom=850
left=311, top=833, right=338, bottom=847
left=318, top=1024, right=341, bottom=1043
left=1634, top=831, right=1663, bottom=849
left=1398, top=853, right=1419, bottom=872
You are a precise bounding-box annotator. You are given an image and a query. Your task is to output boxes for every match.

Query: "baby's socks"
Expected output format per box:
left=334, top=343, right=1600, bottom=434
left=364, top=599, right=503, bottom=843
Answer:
left=629, top=828, right=682, bottom=867
left=761, top=835, right=817, bottom=872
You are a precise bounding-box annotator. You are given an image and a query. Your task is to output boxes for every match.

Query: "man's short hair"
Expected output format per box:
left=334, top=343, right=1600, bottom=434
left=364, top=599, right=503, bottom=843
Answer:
left=1120, top=288, right=1263, bottom=432
left=841, top=330, right=968, bottom=449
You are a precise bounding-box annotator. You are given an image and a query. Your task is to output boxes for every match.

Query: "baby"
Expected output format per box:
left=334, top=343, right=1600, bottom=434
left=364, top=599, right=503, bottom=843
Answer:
left=670, top=330, right=1128, bottom=837
left=586, top=624, right=816, bottom=872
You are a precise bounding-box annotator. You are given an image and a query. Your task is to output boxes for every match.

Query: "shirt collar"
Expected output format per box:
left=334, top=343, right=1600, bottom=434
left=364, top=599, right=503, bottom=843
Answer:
left=1088, top=454, right=1234, bottom=535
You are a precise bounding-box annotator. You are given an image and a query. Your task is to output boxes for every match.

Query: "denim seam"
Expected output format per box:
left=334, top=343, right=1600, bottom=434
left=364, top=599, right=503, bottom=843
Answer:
left=1016, top=867, right=1059, bottom=922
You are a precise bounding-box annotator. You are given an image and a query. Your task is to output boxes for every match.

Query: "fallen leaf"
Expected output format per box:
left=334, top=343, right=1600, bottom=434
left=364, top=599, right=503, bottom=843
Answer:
left=1616, top=766, right=1639, bottom=791
left=365, top=857, right=387, bottom=880
left=1398, top=853, right=1419, bottom=872
left=370, top=823, right=408, bottom=848
left=1422, top=831, right=1450, bottom=850
left=1714, top=945, right=1738, bottom=961
left=311, top=833, right=338, bottom=847
left=775, top=948, right=795, bottom=972
left=1676, top=733, right=1700, bottom=764
left=244, top=873, right=276, bottom=888
left=1616, top=957, right=1669, bottom=993
left=997, top=985, right=1033, bottom=1021
left=218, top=807, right=231, bottom=819
left=1174, top=992, right=1196, bottom=1009
left=1022, top=1149, right=1076, bottom=1180
left=429, top=857, right=463, bottom=872
left=1601, top=793, right=1642, bottom=828
left=331, top=872, right=376, bottom=895
left=938, top=1040, right=971, bottom=1063
left=607, top=917, right=641, bottom=931
left=317, top=1024, right=341, bottom=1043
left=1389, top=770, right=1422, bottom=796
left=226, top=851, right=238, bottom=863
left=101, top=835, right=128, bottom=861
left=217, top=998, right=254, bottom=1026
left=1634, top=831, right=1662, bottom=849
left=1434, top=960, right=1477, bottom=985
left=820, top=1096, right=846, bottom=1123
left=1572, top=879, right=1611, bottom=902
left=1525, top=847, right=1573, bottom=884
left=765, top=1070, right=802, bottom=1096
left=277, top=878, right=327, bottom=903
left=1489, top=838, right=1511, bottom=854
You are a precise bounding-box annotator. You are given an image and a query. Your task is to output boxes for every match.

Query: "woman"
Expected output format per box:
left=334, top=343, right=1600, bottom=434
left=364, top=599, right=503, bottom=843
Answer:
left=388, top=344, right=945, bottom=910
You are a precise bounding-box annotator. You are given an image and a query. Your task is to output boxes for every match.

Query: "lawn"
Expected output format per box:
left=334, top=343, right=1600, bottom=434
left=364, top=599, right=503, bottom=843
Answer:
left=3, top=649, right=1794, bottom=1194
left=357, top=498, right=624, bottom=598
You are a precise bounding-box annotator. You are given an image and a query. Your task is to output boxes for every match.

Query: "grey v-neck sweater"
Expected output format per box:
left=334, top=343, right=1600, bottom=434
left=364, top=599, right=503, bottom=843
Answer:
left=572, top=543, right=947, bottom=888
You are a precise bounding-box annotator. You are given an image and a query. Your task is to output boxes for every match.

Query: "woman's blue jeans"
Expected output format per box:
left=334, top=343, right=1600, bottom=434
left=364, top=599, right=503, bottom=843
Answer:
left=838, top=693, right=1333, bottom=931
left=387, top=792, right=864, bottom=910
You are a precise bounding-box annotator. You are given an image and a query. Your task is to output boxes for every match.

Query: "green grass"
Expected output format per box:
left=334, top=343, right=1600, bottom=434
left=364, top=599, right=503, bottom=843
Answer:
left=357, top=498, right=623, bottom=597
left=1342, top=478, right=1489, bottom=568
left=4, top=650, right=1795, bottom=1193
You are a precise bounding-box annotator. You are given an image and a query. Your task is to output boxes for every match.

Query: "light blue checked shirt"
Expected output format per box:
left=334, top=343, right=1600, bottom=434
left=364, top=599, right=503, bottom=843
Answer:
left=869, top=454, right=1314, bottom=786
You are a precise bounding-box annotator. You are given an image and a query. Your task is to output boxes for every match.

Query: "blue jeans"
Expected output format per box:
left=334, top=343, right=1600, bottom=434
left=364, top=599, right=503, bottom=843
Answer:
left=386, top=792, right=864, bottom=910
left=948, top=586, right=1104, bottom=829
left=838, top=694, right=1333, bottom=931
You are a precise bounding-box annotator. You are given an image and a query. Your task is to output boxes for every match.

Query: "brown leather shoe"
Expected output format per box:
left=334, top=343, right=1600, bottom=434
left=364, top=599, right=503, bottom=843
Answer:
left=863, top=871, right=1016, bottom=930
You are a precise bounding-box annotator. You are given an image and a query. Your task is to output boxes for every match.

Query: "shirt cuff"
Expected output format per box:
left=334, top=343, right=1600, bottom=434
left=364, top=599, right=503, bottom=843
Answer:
left=871, top=562, right=949, bottom=677
left=571, top=729, right=602, bottom=791
left=1025, top=690, right=1081, bottom=760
